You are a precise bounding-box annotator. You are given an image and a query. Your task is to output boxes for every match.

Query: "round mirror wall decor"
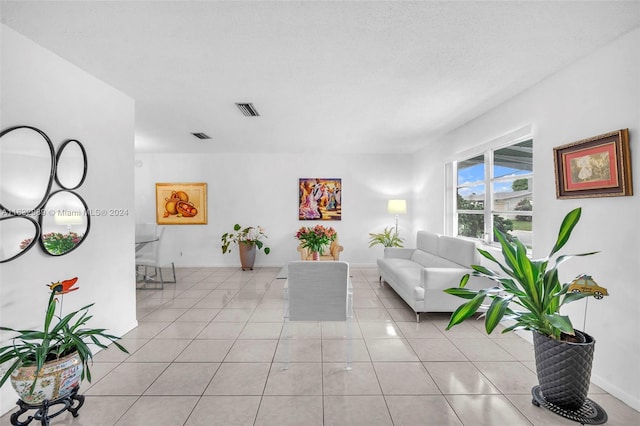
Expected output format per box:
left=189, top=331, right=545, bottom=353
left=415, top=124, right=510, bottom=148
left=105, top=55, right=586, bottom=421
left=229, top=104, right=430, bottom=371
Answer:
left=0, top=216, right=40, bottom=263
left=0, top=125, right=90, bottom=260
left=55, top=139, right=87, bottom=190
left=38, top=190, right=91, bottom=256
left=0, top=126, right=55, bottom=215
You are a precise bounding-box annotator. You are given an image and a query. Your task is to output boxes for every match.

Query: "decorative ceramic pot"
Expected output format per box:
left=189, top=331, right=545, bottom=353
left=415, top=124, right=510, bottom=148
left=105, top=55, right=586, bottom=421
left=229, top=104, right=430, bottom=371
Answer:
left=11, top=351, right=83, bottom=404
left=311, top=251, right=320, bottom=261
left=533, top=330, right=595, bottom=410
left=239, top=242, right=256, bottom=270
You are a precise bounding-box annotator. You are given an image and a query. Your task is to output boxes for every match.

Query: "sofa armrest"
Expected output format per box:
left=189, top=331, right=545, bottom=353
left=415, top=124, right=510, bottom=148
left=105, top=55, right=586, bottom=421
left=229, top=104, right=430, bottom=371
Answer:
left=420, top=267, right=472, bottom=291
left=383, top=247, right=414, bottom=259
left=297, top=245, right=308, bottom=260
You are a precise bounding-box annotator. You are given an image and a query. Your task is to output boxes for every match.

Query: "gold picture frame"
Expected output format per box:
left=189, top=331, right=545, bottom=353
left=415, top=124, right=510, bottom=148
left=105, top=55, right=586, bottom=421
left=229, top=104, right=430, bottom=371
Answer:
left=554, top=129, right=632, bottom=199
left=156, top=182, right=208, bottom=224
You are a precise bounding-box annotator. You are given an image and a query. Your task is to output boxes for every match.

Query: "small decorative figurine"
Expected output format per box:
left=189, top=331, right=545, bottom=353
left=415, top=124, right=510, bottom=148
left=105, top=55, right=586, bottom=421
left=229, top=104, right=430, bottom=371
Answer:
left=568, top=274, right=609, bottom=299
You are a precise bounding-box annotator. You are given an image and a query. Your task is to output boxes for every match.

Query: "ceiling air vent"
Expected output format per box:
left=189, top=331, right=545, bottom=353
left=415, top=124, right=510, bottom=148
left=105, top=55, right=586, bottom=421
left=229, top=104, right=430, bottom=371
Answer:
left=191, top=132, right=211, bottom=140
left=235, top=102, right=260, bottom=117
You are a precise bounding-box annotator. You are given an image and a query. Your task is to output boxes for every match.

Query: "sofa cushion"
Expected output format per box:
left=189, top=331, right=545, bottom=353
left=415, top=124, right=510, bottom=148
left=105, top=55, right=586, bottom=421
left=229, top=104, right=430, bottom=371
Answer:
left=378, top=258, right=423, bottom=293
left=416, top=231, right=439, bottom=255
left=438, top=235, right=477, bottom=267
left=410, top=250, right=462, bottom=269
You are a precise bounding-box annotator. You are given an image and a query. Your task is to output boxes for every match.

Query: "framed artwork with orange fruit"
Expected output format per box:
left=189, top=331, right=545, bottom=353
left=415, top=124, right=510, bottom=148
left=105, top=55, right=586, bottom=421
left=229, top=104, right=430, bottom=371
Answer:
left=156, top=182, right=208, bottom=225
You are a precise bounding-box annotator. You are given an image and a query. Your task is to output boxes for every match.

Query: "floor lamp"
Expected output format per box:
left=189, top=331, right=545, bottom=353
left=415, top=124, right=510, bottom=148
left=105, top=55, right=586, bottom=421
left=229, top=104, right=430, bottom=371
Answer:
left=387, top=199, right=407, bottom=237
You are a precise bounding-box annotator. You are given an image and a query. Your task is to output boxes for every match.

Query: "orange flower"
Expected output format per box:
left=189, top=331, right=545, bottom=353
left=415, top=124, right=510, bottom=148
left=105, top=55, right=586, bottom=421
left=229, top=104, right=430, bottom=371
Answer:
left=47, top=277, right=79, bottom=294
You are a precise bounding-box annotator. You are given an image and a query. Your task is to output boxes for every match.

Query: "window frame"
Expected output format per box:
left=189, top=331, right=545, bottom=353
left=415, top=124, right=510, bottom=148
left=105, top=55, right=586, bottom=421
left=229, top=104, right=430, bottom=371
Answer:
left=452, top=136, right=533, bottom=247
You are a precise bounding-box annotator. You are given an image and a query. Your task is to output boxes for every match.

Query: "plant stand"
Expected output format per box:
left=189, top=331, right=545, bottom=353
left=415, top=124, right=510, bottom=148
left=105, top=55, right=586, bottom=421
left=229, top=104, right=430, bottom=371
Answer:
left=10, top=386, right=84, bottom=426
left=531, top=385, right=607, bottom=425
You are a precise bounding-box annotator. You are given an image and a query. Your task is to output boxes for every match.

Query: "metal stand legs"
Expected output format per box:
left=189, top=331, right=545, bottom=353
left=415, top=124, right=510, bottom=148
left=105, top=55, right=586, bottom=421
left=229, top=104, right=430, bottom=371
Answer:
left=136, top=262, right=177, bottom=289
left=10, top=386, right=84, bottom=426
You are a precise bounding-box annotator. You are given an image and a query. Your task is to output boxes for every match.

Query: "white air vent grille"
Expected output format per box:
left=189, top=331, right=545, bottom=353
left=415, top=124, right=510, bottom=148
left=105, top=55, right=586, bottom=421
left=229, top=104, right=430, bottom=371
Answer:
left=235, top=103, right=260, bottom=117
left=191, top=132, right=211, bottom=140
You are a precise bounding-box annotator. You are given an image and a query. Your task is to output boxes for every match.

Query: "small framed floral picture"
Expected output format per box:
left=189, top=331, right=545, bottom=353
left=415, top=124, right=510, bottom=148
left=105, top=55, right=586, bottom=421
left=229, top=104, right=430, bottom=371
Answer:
left=554, top=129, right=632, bottom=199
left=156, top=182, right=207, bottom=224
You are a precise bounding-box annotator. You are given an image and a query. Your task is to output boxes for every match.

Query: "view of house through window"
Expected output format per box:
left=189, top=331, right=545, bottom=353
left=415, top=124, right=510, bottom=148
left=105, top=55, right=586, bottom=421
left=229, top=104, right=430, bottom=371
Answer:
left=455, top=139, right=533, bottom=247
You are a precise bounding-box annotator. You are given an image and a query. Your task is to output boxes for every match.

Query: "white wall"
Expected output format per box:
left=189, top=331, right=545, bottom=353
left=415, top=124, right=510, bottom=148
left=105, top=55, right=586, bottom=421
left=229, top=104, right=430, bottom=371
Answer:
left=0, top=25, right=137, bottom=414
left=134, top=152, right=414, bottom=267
left=414, top=28, right=640, bottom=410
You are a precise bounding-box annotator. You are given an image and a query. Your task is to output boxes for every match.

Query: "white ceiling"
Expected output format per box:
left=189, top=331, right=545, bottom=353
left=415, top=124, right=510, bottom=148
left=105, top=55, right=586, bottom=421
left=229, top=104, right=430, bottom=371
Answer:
left=2, top=1, right=639, bottom=154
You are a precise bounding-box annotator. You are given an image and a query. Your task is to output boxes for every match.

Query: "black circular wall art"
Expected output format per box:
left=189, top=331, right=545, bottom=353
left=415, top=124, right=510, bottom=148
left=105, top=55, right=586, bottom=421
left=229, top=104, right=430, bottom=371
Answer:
left=0, top=126, right=90, bottom=262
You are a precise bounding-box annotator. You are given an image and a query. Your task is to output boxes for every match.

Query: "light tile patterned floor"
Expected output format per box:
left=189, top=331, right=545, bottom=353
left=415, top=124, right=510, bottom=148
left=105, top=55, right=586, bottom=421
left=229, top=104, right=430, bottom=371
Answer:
left=2, top=267, right=639, bottom=425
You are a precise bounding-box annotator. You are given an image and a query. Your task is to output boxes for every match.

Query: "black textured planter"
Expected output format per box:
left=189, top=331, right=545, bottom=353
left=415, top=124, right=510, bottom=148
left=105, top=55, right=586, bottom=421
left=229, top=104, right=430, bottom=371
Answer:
left=533, top=330, right=595, bottom=411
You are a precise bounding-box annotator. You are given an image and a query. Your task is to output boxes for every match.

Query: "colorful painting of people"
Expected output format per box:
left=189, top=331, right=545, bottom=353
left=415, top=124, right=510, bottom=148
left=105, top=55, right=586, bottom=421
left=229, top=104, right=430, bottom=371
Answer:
left=299, top=178, right=342, bottom=220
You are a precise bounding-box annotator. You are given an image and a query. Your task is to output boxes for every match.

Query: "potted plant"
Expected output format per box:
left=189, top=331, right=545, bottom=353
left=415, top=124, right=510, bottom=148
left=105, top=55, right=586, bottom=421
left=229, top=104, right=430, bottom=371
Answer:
left=221, top=224, right=270, bottom=270
left=0, top=277, right=128, bottom=405
left=368, top=226, right=404, bottom=248
left=295, top=225, right=337, bottom=260
left=444, top=208, right=604, bottom=412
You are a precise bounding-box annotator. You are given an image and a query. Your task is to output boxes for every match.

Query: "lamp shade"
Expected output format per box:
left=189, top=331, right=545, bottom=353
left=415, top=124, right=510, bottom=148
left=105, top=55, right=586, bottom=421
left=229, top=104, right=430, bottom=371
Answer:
left=54, top=211, right=83, bottom=226
left=387, top=199, right=407, bottom=215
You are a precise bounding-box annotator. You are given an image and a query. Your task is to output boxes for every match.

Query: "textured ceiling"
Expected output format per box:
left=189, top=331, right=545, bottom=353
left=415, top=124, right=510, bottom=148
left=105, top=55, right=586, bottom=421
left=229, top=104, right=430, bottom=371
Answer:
left=1, top=1, right=639, bottom=154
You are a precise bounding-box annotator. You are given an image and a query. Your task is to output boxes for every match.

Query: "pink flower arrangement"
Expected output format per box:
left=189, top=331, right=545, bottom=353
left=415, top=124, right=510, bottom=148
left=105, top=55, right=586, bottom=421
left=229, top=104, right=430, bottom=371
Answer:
left=41, top=232, right=83, bottom=255
left=19, top=232, right=83, bottom=253
left=295, top=225, right=337, bottom=254
left=19, top=238, right=33, bottom=250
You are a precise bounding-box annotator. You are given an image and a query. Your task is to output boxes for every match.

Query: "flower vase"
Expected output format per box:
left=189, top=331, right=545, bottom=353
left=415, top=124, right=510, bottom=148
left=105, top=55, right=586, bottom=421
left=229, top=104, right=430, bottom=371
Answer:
left=239, top=242, right=256, bottom=270
left=311, top=251, right=320, bottom=261
left=533, top=330, right=595, bottom=410
left=11, top=351, right=83, bottom=404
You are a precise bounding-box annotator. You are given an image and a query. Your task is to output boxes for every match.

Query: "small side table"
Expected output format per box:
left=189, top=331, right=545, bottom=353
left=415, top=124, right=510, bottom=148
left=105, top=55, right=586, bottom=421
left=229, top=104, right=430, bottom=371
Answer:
left=10, top=386, right=84, bottom=426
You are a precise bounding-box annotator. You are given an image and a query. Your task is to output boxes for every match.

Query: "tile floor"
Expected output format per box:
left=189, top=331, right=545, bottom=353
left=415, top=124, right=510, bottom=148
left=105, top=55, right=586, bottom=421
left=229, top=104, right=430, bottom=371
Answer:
left=2, top=267, right=639, bottom=425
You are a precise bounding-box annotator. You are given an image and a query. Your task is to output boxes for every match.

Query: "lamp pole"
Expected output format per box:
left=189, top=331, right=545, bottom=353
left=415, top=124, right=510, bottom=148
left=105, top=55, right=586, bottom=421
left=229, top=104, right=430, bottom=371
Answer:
left=394, top=214, right=399, bottom=237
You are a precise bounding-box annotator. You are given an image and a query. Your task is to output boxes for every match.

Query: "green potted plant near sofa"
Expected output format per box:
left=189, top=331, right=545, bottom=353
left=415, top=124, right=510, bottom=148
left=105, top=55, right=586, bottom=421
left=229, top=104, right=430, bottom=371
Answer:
left=444, top=208, right=607, bottom=415
left=368, top=226, right=404, bottom=248
left=0, top=277, right=128, bottom=408
left=221, top=224, right=271, bottom=270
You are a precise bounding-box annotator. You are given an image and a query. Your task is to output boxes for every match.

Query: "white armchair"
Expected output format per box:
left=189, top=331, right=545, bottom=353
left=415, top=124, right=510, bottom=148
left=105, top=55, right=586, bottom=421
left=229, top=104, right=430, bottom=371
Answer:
left=282, top=261, right=353, bottom=370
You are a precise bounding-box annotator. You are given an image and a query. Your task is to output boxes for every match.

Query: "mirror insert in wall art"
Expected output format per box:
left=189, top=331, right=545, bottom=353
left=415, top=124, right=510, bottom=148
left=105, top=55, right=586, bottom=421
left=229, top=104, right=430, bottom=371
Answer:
left=299, top=178, right=342, bottom=221
left=0, top=125, right=91, bottom=262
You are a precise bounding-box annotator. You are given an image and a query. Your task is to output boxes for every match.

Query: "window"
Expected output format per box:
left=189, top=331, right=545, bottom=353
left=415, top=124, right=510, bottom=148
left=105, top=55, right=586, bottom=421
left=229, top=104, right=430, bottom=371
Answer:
left=455, top=139, right=533, bottom=247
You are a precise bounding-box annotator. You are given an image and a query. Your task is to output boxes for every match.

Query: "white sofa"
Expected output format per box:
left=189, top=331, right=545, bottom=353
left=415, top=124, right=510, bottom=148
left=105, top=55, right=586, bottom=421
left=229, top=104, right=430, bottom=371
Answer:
left=377, top=230, right=482, bottom=321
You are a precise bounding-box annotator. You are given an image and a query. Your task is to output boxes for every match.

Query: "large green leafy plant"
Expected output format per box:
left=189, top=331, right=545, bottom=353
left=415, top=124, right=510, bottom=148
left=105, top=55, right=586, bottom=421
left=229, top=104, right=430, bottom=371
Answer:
left=445, top=208, right=597, bottom=340
left=0, top=278, right=128, bottom=393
